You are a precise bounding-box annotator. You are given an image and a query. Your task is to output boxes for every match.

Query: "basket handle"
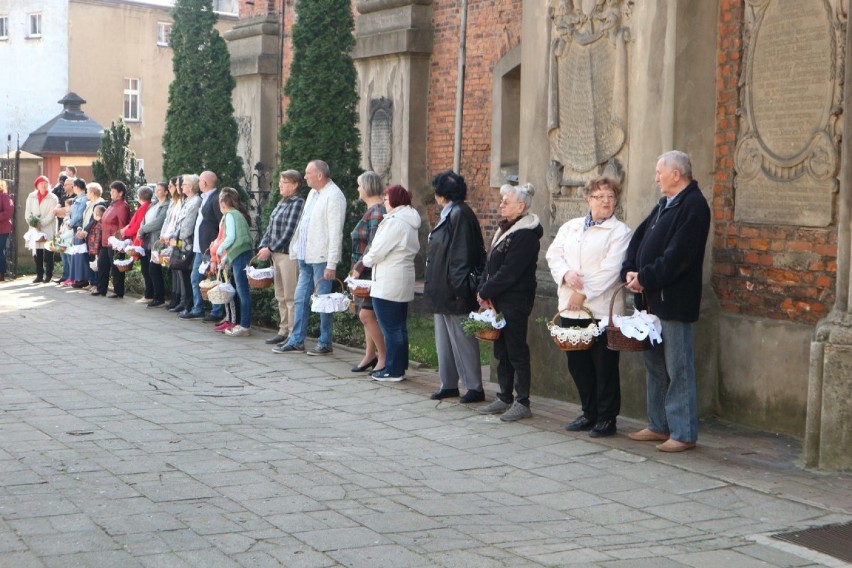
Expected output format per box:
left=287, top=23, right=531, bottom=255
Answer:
left=609, top=282, right=629, bottom=322
left=313, top=277, right=346, bottom=295
left=551, top=306, right=595, bottom=326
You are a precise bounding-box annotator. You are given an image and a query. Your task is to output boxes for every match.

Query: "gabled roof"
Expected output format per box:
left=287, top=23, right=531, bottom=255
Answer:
left=22, top=93, right=104, bottom=155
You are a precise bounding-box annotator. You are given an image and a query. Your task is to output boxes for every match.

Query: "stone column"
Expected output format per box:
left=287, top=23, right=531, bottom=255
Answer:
left=352, top=0, right=432, bottom=193
left=224, top=14, right=281, bottom=193
left=805, top=6, right=852, bottom=472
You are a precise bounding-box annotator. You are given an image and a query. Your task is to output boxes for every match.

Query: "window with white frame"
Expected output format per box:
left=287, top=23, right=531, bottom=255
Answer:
left=28, top=13, right=42, bottom=38
left=123, top=78, right=141, bottom=122
left=157, top=22, right=171, bottom=46
left=0, top=16, right=9, bottom=40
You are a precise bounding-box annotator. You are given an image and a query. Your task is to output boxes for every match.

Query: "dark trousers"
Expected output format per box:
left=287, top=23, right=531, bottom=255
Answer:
left=493, top=303, right=532, bottom=406
left=140, top=253, right=153, bottom=298
left=168, top=267, right=182, bottom=307
left=562, top=317, right=621, bottom=422
left=372, top=297, right=409, bottom=376
left=149, top=257, right=165, bottom=302
left=0, top=233, right=7, bottom=275
left=35, top=248, right=54, bottom=279
left=97, top=248, right=125, bottom=296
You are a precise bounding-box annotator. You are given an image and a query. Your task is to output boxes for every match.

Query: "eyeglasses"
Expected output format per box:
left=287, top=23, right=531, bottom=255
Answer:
left=589, top=194, right=617, bottom=201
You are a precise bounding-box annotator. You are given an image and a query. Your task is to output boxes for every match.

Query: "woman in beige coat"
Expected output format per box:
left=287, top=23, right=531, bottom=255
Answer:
left=24, top=175, right=59, bottom=283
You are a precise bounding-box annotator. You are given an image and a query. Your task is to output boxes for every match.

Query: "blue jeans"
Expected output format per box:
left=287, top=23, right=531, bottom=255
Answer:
left=287, top=260, right=332, bottom=348
left=191, top=252, right=223, bottom=317
left=372, top=297, right=409, bottom=376
left=231, top=251, right=252, bottom=328
left=642, top=319, right=698, bottom=444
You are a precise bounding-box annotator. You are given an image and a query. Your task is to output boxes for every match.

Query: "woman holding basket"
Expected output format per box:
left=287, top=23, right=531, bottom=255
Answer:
left=545, top=176, right=631, bottom=437
left=360, top=185, right=421, bottom=381
left=213, top=187, right=253, bottom=337
left=476, top=183, right=542, bottom=422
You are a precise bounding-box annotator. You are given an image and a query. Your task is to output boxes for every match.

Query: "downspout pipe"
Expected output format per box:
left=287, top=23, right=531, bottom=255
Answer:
left=453, top=0, right=469, bottom=173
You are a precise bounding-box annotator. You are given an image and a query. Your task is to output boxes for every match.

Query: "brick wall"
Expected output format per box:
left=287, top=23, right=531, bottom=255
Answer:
left=427, top=0, right=523, bottom=240
left=711, top=0, right=836, bottom=323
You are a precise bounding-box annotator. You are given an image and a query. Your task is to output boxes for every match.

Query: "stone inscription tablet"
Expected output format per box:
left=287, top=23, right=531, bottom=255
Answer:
left=734, top=0, right=839, bottom=227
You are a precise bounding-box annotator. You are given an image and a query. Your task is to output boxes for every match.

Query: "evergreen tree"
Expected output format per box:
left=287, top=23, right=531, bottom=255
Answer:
left=92, top=118, right=140, bottom=203
left=162, top=0, right=243, bottom=189
left=278, top=0, right=362, bottom=273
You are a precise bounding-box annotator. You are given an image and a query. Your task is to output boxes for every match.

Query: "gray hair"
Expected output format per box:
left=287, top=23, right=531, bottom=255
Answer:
left=137, top=186, right=154, bottom=202
left=183, top=174, right=200, bottom=194
left=500, top=182, right=536, bottom=213
left=86, top=182, right=103, bottom=198
left=357, top=171, right=384, bottom=198
left=309, top=160, right=330, bottom=179
left=658, top=150, right=692, bottom=179
left=280, top=169, right=303, bottom=185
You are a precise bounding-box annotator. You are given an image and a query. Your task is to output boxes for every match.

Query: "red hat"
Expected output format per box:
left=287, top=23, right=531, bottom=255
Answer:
left=33, top=175, right=50, bottom=189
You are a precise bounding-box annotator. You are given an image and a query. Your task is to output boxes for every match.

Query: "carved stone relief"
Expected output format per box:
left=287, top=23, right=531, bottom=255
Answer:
left=547, top=0, right=632, bottom=227
left=734, top=0, right=843, bottom=226
left=367, top=97, right=393, bottom=180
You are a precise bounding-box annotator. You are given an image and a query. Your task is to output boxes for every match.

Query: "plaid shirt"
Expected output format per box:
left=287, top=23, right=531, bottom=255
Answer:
left=350, top=203, right=385, bottom=273
left=260, top=195, right=304, bottom=253
left=87, top=221, right=102, bottom=255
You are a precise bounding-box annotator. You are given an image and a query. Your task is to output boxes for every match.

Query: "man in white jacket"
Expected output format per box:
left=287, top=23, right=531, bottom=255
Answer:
left=273, top=160, right=346, bottom=355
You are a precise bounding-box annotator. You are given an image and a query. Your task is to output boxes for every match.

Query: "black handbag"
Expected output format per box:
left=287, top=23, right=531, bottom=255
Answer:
left=168, top=241, right=194, bottom=270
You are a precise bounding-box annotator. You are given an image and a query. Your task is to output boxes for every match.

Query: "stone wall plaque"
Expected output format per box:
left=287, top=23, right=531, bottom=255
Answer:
left=547, top=0, right=631, bottom=182
left=734, top=0, right=842, bottom=226
left=367, top=97, right=393, bottom=179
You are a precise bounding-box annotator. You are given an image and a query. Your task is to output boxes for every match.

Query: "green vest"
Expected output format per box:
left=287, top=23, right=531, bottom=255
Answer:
left=224, top=210, right=252, bottom=261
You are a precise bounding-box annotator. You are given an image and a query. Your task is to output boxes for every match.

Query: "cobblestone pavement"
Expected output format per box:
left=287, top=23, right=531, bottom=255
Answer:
left=0, top=280, right=850, bottom=568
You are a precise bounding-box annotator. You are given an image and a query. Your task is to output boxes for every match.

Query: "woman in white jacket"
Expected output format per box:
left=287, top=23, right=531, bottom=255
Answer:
left=361, top=185, right=421, bottom=381
left=545, top=176, right=631, bottom=438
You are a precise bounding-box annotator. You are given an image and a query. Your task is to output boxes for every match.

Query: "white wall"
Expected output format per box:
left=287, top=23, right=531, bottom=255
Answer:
left=0, top=0, right=69, bottom=149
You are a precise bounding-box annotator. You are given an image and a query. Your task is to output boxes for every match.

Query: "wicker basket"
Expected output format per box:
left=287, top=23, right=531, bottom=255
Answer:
left=199, top=278, right=218, bottom=300
left=207, top=271, right=236, bottom=305
left=116, top=262, right=135, bottom=273
left=246, top=257, right=274, bottom=289
left=606, top=283, right=652, bottom=352
left=310, top=278, right=351, bottom=313
left=474, top=328, right=501, bottom=342
left=548, top=307, right=599, bottom=351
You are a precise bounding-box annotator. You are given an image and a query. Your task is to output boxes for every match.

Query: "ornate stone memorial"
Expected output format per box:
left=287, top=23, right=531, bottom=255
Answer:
left=367, top=97, right=393, bottom=180
left=734, top=0, right=842, bottom=226
left=546, top=0, right=631, bottom=226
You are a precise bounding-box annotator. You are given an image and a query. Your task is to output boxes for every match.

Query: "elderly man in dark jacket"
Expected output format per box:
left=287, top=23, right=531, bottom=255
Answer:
left=424, top=171, right=487, bottom=403
left=621, top=150, right=711, bottom=453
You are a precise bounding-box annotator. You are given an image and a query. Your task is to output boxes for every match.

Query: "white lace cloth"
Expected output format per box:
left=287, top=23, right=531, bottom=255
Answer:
left=610, top=310, right=663, bottom=345
left=113, top=258, right=134, bottom=268
left=344, top=275, right=372, bottom=291
left=311, top=292, right=351, bottom=313
left=548, top=320, right=602, bottom=346
left=107, top=237, right=134, bottom=252
left=23, top=228, right=47, bottom=254
left=125, top=245, right=146, bottom=257
left=246, top=266, right=275, bottom=280
left=467, top=309, right=506, bottom=329
left=65, top=244, right=88, bottom=255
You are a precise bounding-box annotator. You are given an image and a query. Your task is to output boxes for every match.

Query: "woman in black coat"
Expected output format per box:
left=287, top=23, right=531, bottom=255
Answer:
left=477, top=183, right=543, bottom=422
left=424, top=171, right=486, bottom=403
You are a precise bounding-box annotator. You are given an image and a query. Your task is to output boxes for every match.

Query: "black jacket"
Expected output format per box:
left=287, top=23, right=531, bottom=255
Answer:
left=198, top=188, right=223, bottom=253
left=479, top=213, right=543, bottom=311
left=620, top=180, right=710, bottom=322
left=424, top=201, right=485, bottom=314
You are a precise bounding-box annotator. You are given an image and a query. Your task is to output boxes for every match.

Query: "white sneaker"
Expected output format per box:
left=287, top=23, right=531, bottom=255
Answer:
left=225, top=325, right=251, bottom=337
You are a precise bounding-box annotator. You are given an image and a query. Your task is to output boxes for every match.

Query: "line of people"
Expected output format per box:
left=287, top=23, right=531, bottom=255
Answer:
left=19, top=151, right=710, bottom=451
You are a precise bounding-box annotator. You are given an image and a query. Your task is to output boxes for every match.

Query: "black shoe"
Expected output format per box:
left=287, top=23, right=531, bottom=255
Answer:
left=202, top=314, right=219, bottom=322
left=108, top=293, right=123, bottom=299
left=352, top=357, right=379, bottom=373
left=179, top=311, right=202, bottom=319
left=589, top=419, right=617, bottom=438
left=72, top=281, right=89, bottom=288
left=32, top=276, right=43, bottom=283
left=564, top=415, right=595, bottom=432
left=168, top=304, right=187, bottom=313
left=430, top=388, right=460, bottom=400
left=459, top=390, right=485, bottom=404
left=265, top=334, right=288, bottom=345
left=147, top=300, right=165, bottom=308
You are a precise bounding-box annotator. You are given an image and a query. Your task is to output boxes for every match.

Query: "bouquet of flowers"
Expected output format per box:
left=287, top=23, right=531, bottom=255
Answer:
left=462, top=309, right=506, bottom=341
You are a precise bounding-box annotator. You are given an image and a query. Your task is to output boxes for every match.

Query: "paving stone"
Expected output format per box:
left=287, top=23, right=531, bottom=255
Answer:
left=671, top=549, right=781, bottom=567
left=328, top=544, right=436, bottom=567
left=293, top=526, right=392, bottom=551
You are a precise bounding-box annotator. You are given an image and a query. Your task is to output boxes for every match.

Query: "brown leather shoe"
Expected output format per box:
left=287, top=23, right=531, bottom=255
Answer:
left=656, top=439, right=696, bottom=452
left=627, top=428, right=669, bottom=442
